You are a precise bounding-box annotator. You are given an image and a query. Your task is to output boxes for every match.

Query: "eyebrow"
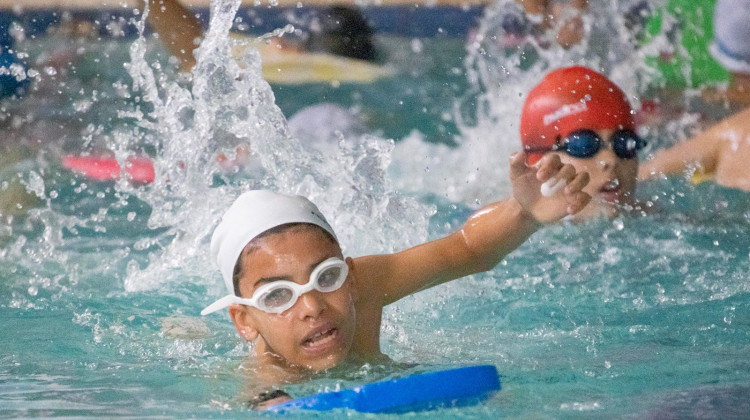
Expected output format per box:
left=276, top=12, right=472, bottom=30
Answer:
left=253, top=275, right=293, bottom=289
left=251, top=256, right=334, bottom=289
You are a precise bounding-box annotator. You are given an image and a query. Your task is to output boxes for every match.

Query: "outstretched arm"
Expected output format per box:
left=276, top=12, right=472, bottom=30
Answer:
left=352, top=152, right=590, bottom=306
left=638, top=107, right=750, bottom=184
left=146, top=0, right=204, bottom=72
left=638, top=130, right=719, bottom=180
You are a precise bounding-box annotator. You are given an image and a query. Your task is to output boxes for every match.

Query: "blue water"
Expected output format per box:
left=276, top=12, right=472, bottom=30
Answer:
left=2, top=0, right=750, bottom=418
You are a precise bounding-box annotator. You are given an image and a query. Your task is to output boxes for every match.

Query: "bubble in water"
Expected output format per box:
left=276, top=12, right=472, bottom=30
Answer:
left=410, top=38, right=423, bottom=54
left=723, top=306, right=735, bottom=325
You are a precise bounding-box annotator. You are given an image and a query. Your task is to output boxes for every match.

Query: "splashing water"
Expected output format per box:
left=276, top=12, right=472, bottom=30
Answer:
left=391, top=0, right=676, bottom=207
left=110, top=0, right=432, bottom=293
left=3, top=1, right=750, bottom=418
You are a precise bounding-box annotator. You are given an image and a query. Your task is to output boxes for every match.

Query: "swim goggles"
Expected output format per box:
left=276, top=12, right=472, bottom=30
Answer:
left=201, top=257, right=348, bottom=315
left=526, top=129, right=646, bottom=160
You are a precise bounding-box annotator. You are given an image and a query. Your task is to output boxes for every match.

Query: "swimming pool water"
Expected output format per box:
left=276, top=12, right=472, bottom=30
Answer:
left=2, top=0, right=750, bottom=418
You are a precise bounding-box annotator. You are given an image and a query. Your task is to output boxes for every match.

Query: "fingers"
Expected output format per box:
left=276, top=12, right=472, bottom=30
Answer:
left=509, top=151, right=530, bottom=180
left=566, top=191, right=591, bottom=214
left=563, top=172, right=591, bottom=214
left=534, top=153, right=591, bottom=213
left=534, top=153, right=564, bottom=182
left=511, top=150, right=590, bottom=206
left=537, top=154, right=578, bottom=198
left=564, top=170, right=589, bottom=195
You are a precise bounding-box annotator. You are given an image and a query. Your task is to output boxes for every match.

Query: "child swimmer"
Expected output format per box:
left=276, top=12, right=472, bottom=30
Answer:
left=523, top=65, right=750, bottom=212
left=201, top=154, right=590, bottom=398
left=521, top=65, right=648, bottom=220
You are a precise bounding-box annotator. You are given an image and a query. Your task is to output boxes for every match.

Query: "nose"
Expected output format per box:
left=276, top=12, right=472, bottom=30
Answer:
left=595, top=145, right=618, bottom=171
left=296, top=290, right=327, bottom=321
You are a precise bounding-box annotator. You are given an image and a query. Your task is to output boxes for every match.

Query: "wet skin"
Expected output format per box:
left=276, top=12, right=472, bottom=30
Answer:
left=228, top=226, right=383, bottom=372
left=556, top=128, right=639, bottom=220
left=225, top=154, right=592, bottom=375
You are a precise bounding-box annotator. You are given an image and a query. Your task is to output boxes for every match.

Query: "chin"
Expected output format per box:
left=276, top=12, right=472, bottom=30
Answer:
left=303, top=351, right=348, bottom=371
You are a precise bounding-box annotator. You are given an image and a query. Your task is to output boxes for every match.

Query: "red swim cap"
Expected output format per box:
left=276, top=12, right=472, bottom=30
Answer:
left=520, top=66, right=635, bottom=165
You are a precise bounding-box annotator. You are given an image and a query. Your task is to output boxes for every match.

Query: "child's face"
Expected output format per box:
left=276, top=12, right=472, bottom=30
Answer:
left=230, top=226, right=356, bottom=371
left=558, top=128, right=639, bottom=219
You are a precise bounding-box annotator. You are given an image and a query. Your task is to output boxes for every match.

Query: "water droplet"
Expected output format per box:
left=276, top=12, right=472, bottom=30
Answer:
left=410, top=38, right=423, bottom=54
left=26, top=171, right=45, bottom=198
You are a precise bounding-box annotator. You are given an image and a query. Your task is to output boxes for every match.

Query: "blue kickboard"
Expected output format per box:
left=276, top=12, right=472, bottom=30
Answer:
left=269, top=364, right=501, bottom=413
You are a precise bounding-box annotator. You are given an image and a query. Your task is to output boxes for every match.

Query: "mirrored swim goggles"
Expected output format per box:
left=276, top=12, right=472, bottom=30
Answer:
left=201, top=257, right=348, bottom=315
left=526, top=129, right=646, bottom=159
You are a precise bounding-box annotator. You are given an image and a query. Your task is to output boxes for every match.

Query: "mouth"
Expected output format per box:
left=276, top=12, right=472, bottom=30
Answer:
left=598, top=179, right=621, bottom=202
left=301, top=325, right=340, bottom=352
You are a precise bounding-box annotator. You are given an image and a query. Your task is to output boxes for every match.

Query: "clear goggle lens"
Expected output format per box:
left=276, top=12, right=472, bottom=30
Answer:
left=247, top=257, right=348, bottom=314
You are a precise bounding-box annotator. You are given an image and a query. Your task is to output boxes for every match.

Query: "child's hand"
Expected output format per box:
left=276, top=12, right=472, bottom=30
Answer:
left=510, top=152, right=591, bottom=223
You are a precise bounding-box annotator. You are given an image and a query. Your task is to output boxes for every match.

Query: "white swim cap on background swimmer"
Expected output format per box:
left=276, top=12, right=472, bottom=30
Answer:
left=710, top=0, right=750, bottom=74
left=206, top=190, right=337, bottom=313
left=288, top=103, right=367, bottom=153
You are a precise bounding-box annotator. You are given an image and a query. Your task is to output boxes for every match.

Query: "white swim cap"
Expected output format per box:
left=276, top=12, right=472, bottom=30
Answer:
left=288, top=103, right=367, bottom=153
left=205, top=190, right=337, bottom=314
left=710, top=0, right=750, bottom=74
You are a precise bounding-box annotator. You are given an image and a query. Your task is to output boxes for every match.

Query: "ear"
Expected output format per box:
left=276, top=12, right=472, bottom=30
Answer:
left=228, top=304, right=259, bottom=341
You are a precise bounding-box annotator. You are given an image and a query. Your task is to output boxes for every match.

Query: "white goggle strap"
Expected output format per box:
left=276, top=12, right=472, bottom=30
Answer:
left=200, top=294, right=258, bottom=316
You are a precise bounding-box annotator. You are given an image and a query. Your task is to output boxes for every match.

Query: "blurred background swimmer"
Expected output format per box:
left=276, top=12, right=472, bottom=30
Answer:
left=136, top=0, right=384, bottom=170
left=470, top=0, right=587, bottom=49
left=287, top=103, right=368, bottom=155
left=0, top=14, right=106, bottom=225
left=145, top=0, right=391, bottom=84
left=639, top=107, right=750, bottom=191
left=703, top=0, right=750, bottom=107
left=515, top=0, right=587, bottom=49
left=638, top=0, right=750, bottom=190
left=635, top=0, right=748, bottom=126
left=466, top=0, right=588, bottom=67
